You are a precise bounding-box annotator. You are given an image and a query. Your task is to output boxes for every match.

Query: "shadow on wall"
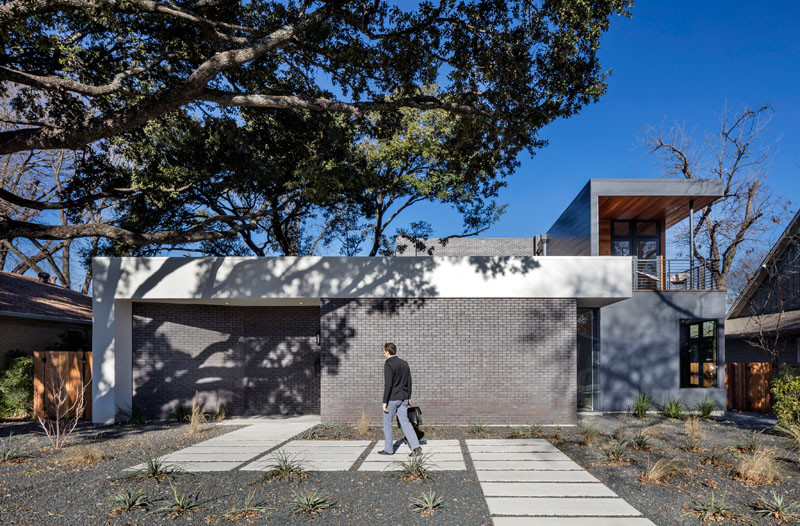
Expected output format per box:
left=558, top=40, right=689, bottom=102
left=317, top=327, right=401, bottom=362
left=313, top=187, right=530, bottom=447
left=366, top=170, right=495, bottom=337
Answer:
left=132, top=304, right=321, bottom=419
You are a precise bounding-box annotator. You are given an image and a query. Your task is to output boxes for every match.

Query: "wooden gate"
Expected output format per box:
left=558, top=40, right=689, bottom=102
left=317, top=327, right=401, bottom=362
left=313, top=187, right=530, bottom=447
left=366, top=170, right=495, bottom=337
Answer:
left=33, top=351, right=92, bottom=420
left=725, top=362, right=773, bottom=413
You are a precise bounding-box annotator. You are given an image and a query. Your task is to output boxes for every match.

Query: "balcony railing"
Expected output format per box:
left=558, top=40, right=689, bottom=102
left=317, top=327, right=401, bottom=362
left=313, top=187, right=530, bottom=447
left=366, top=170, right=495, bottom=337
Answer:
left=633, top=258, right=721, bottom=291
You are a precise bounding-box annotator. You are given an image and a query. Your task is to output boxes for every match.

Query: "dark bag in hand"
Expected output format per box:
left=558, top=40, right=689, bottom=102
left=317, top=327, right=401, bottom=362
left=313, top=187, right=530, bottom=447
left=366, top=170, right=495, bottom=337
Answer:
left=397, top=405, right=424, bottom=442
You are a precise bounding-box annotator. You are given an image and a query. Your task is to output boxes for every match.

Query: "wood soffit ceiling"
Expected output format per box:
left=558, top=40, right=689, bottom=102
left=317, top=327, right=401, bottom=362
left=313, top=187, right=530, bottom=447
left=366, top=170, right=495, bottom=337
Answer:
left=598, top=195, right=718, bottom=229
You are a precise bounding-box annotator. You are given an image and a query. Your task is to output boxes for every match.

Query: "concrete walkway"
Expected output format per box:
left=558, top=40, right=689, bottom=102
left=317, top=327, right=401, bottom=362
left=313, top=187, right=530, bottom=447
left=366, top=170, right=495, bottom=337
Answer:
left=466, top=439, right=655, bottom=525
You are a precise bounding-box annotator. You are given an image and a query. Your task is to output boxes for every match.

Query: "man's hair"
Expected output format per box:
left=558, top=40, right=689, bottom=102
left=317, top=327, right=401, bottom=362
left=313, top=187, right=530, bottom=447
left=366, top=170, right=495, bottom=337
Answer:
left=384, top=342, right=397, bottom=356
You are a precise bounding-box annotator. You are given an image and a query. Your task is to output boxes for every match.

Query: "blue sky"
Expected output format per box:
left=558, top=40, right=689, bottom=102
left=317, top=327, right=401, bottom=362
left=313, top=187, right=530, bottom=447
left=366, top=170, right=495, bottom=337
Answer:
left=413, top=1, right=800, bottom=243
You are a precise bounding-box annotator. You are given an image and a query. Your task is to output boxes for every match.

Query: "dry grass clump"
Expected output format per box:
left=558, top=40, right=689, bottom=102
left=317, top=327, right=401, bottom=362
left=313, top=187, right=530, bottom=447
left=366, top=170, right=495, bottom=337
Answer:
left=733, top=450, right=782, bottom=485
left=188, top=398, right=209, bottom=435
left=579, top=423, right=601, bottom=446
left=60, top=444, right=111, bottom=465
left=357, top=411, right=371, bottom=436
left=681, top=416, right=705, bottom=452
left=640, top=458, right=688, bottom=484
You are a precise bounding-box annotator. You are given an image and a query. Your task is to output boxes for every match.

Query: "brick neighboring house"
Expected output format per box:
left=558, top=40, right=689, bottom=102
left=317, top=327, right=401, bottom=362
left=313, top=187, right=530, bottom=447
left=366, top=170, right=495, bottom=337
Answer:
left=0, top=271, right=92, bottom=368
left=91, top=178, right=729, bottom=425
left=726, top=208, right=800, bottom=364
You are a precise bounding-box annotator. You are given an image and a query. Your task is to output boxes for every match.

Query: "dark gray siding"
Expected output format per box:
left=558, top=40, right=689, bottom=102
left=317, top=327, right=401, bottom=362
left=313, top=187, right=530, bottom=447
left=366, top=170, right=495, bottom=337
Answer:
left=546, top=182, right=592, bottom=256
left=598, top=291, right=727, bottom=411
left=725, top=335, right=799, bottom=363
left=320, top=298, right=577, bottom=425
left=395, top=237, right=533, bottom=256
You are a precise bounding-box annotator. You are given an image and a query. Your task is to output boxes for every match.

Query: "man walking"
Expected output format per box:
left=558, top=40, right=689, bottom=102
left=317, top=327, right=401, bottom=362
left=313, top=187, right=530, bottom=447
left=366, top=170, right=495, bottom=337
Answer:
left=378, top=342, right=422, bottom=456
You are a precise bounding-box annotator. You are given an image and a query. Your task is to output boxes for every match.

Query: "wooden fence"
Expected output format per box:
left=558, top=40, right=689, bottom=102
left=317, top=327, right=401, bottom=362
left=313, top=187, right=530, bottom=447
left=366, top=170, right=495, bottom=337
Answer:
left=725, top=362, right=773, bottom=413
left=33, top=351, right=92, bottom=420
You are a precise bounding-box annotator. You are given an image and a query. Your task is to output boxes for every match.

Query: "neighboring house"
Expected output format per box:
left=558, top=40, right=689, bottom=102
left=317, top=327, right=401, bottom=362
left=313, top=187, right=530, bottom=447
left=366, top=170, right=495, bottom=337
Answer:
left=91, top=178, right=727, bottom=425
left=726, top=209, right=800, bottom=364
left=0, top=271, right=92, bottom=368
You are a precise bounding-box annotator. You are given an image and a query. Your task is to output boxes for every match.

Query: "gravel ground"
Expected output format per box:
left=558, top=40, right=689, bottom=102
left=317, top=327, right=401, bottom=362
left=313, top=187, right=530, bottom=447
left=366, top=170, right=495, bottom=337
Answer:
left=0, top=419, right=490, bottom=525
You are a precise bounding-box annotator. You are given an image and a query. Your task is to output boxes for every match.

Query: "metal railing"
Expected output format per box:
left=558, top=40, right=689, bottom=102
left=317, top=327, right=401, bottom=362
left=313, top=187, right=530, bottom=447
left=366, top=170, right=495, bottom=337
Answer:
left=633, top=258, right=721, bottom=291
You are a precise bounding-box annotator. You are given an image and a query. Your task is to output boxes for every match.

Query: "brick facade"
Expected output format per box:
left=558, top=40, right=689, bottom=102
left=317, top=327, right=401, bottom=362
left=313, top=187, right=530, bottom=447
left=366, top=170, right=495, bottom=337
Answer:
left=132, top=303, right=320, bottom=419
left=396, top=237, right=535, bottom=256
left=320, top=298, right=577, bottom=425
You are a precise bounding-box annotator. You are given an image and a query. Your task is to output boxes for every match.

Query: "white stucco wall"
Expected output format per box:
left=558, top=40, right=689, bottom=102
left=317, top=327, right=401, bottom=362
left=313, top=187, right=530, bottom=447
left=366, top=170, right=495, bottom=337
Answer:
left=92, top=256, right=633, bottom=423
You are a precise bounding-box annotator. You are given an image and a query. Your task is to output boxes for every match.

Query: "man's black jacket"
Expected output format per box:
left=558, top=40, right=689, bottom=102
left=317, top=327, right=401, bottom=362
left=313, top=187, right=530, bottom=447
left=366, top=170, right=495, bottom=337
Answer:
left=383, top=356, right=412, bottom=404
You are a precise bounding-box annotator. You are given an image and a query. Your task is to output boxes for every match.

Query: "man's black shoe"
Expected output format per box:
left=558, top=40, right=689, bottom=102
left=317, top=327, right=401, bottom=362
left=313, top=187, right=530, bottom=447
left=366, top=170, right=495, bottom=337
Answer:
left=409, top=447, right=423, bottom=457
left=377, top=450, right=393, bottom=456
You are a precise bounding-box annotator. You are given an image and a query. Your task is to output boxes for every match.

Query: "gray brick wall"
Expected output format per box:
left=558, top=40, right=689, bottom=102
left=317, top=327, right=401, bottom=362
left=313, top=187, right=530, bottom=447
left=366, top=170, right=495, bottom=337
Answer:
left=320, top=298, right=577, bottom=425
left=396, top=237, right=534, bottom=256
left=132, top=303, right=320, bottom=419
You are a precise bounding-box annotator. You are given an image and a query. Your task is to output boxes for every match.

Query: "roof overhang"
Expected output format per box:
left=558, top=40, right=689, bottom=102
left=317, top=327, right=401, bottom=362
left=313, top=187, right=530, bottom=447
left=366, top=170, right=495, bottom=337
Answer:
left=726, top=310, right=800, bottom=338
left=0, top=310, right=91, bottom=326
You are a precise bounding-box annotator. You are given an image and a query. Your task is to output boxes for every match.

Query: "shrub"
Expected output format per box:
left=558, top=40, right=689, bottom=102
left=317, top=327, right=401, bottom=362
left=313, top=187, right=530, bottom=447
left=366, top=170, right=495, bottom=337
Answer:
left=772, top=365, right=800, bottom=425
left=631, top=427, right=655, bottom=451
left=0, top=434, right=24, bottom=463
left=682, top=416, right=705, bottom=452
left=411, top=489, right=444, bottom=515
left=288, top=490, right=332, bottom=516
left=261, top=450, right=306, bottom=482
left=393, top=453, right=434, bottom=481
left=528, top=424, right=544, bottom=437
left=126, top=453, right=180, bottom=480
left=640, top=458, right=687, bottom=484
left=579, top=423, right=601, bottom=446
left=357, top=411, right=370, bottom=435
left=776, top=423, right=800, bottom=450
left=506, top=427, right=525, bottom=439
left=109, top=488, right=151, bottom=512
left=0, top=355, right=33, bottom=418
left=601, top=438, right=632, bottom=464
left=661, top=397, right=685, bottom=420
left=188, top=399, right=208, bottom=435
left=696, top=397, right=717, bottom=418
left=738, top=430, right=762, bottom=453
left=550, top=426, right=564, bottom=441
left=630, top=392, right=653, bottom=418
left=61, top=444, right=111, bottom=465
left=702, top=449, right=729, bottom=467
left=734, top=450, right=782, bottom=485
left=468, top=424, right=487, bottom=435
left=116, top=406, right=147, bottom=426
left=753, top=490, right=800, bottom=520
left=214, top=404, right=226, bottom=422
left=153, top=480, right=204, bottom=515
left=173, top=403, right=191, bottom=423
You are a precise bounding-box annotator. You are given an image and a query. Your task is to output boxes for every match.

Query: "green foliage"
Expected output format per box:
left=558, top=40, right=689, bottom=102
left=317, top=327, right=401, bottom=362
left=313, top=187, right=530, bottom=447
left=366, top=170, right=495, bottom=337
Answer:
left=393, top=453, right=434, bottom=481
left=738, top=430, right=763, bottom=453
left=772, top=365, right=800, bottom=425
left=631, top=427, right=655, bottom=451
left=214, top=404, right=226, bottom=422
left=173, top=403, right=191, bottom=423
left=579, top=423, right=601, bottom=446
left=601, top=438, right=632, bottom=464
left=288, top=490, right=333, bottom=517
left=261, top=450, right=306, bottom=482
left=0, top=356, right=33, bottom=418
left=152, top=481, right=203, bottom=515
left=224, top=489, right=270, bottom=519
left=696, top=397, right=718, bottom=418
left=116, top=406, right=147, bottom=426
left=754, top=490, right=800, bottom=519
left=685, top=493, right=748, bottom=521
left=661, top=397, right=685, bottom=420
left=411, top=489, right=444, bottom=515
left=126, top=453, right=180, bottom=480
left=468, top=424, right=487, bottom=435
left=629, top=392, right=653, bottom=418
left=109, top=488, right=152, bottom=512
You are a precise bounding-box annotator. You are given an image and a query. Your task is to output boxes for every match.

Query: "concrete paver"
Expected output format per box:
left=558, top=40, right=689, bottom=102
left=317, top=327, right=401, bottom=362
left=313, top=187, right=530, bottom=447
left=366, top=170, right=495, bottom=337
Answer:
left=486, top=497, right=643, bottom=517
left=240, top=440, right=371, bottom=472
left=492, top=519, right=656, bottom=526
left=480, top=482, right=617, bottom=497
left=473, top=460, right=584, bottom=471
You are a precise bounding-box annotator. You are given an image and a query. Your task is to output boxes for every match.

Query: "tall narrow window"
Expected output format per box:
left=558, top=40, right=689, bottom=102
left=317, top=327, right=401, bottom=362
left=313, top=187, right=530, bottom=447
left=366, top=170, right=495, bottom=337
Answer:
left=680, top=319, right=718, bottom=388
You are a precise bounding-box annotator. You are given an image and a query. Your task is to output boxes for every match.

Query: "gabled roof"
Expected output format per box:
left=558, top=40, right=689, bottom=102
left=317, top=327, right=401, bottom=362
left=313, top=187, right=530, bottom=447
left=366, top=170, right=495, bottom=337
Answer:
left=0, top=271, right=91, bottom=324
left=728, top=208, right=800, bottom=319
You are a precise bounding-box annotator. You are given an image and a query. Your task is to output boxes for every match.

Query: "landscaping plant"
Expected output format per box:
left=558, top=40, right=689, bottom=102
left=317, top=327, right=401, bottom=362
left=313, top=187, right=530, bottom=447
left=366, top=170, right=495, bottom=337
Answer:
left=288, top=490, right=333, bottom=516
left=357, top=411, right=371, bottom=435
left=640, top=458, right=687, bottom=484
left=682, top=416, right=705, bottom=452
left=173, top=403, right=191, bottom=423
left=631, top=426, right=655, bottom=451
left=224, top=489, right=270, bottom=519
left=630, top=392, right=653, bottom=418
left=579, top=423, right=601, bottom=446
left=0, top=355, right=33, bottom=418
left=734, top=450, right=782, bottom=485
left=411, top=489, right=444, bottom=515
left=127, top=453, right=181, bottom=480
left=153, top=480, right=204, bottom=515
left=61, top=444, right=110, bottom=465
left=506, top=427, right=525, bottom=439
left=188, top=398, right=208, bottom=435
left=696, top=397, right=717, bottom=418
left=702, top=449, right=730, bottom=467
left=776, top=422, right=800, bottom=451
left=116, top=405, right=147, bottom=425
left=772, top=365, right=800, bottom=425
left=661, top=397, right=685, bottom=420
left=393, top=453, right=434, bottom=481
left=0, top=434, right=24, bottom=463
left=685, top=493, right=750, bottom=522
left=738, top=430, right=762, bottom=453
left=753, top=490, right=800, bottom=521
left=528, top=424, right=544, bottom=437
left=261, top=450, right=307, bottom=481
left=468, top=424, right=487, bottom=435
left=36, top=366, right=90, bottom=449
left=214, top=404, right=226, bottom=422
left=109, top=488, right=152, bottom=512
left=601, top=438, right=632, bottom=464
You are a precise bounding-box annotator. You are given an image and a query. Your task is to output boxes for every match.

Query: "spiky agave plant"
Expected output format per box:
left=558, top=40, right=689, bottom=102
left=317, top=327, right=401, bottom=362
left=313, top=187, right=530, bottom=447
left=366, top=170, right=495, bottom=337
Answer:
left=411, top=489, right=444, bottom=515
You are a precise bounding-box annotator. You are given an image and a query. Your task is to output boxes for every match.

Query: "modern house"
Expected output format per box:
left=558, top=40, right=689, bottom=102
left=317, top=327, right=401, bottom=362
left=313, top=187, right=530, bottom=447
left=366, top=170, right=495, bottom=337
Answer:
left=92, top=178, right=727, bottom=425
left=726, top=208, right=800, bottom=364
left=0, top=271, right=92, bottom=368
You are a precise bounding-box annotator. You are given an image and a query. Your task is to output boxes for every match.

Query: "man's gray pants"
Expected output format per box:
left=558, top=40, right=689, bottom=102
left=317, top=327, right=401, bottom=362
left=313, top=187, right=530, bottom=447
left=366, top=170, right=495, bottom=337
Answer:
left=383, top=399, right=421, bottom=453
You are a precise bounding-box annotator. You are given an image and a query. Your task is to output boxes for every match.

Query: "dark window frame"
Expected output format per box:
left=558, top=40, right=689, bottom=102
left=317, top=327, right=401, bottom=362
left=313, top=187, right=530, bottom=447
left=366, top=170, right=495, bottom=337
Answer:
left=610, top=220, right=661, bottom=258
left=679, top=319, right=718, bottom=388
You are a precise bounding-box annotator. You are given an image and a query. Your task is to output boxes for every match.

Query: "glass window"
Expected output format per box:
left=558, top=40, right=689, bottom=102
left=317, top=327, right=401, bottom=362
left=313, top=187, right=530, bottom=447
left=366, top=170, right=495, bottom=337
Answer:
left=680, top=319, right=718, bottom=388
left=638, top=240, right=658, bottom=259
left=613, top=221, right=631, bottom=236
left=577, top=309, right=599, bottom=411
left=636, top=221, right=658, bottom=237
left=612, top=240, right=631, bottom=256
